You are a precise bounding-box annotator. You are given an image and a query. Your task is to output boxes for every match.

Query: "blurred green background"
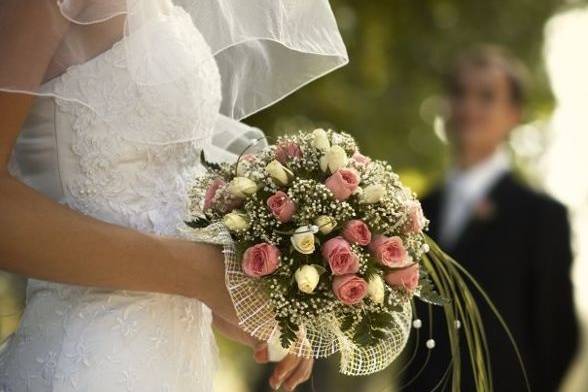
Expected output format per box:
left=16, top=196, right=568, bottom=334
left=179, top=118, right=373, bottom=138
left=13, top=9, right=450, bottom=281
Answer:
left=248, top=0, right=573, bottom=196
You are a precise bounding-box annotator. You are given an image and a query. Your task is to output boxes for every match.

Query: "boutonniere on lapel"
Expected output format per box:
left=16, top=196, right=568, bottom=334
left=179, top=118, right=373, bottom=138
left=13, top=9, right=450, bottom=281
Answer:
left=473, top=198, right=496, bottom=222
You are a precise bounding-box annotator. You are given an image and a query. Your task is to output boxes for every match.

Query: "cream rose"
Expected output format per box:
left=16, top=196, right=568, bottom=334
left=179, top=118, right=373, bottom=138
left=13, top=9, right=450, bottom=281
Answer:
left=228, top=177, right=258, bottom=198
left=321, top=145, right=348, bottom=173
left=314, top=215, right=337, bottom=234
left=294, top=265, right=321, bottom=294
left=290, top=226, right=316, bottom=254
left=367, top=275, right=385, bottom=304
left=359, top=184, right=387, bottom=204
left=223, top=212, right=250, bottom=231
left=265, top=160, right=293, bottom=186
left=312, top=128, right=330, bottom=151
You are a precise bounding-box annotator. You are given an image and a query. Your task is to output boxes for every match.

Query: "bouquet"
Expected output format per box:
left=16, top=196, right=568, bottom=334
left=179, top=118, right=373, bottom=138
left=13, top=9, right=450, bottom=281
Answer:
left=184, top=129, right=526, bottom=385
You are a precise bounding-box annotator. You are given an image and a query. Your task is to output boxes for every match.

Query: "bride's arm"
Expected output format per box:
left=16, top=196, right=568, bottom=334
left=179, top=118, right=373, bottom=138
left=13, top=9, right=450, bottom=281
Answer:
left=0, top=1, right=237, bottom=323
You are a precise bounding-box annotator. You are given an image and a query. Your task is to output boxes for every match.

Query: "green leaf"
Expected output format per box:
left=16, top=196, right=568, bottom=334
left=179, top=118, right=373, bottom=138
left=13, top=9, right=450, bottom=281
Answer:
left=200, top=150, right=223, bottom=173
left=277, top=317, right=299, bottom=349
left=313, top=264, right=327, bottom=275
left=370, top=329, right=390, bottom=340
left=184, top=216, right=210, bottom=229
left=340, top=314, right=355, bottom=332
left=370, top=312, right=394, bottom=329
left=418, top=276, right=450, bottom=306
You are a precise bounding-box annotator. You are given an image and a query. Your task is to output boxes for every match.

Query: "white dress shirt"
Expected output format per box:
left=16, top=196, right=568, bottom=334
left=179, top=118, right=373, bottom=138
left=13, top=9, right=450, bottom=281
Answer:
left=439, top=147, right=511, bottom=248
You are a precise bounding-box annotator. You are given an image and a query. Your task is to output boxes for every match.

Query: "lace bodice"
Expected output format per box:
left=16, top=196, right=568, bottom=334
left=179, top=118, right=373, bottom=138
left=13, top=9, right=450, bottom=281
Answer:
left=1, top=5, right=222, bottom=391
left=10, top=5, right=221, bottom=236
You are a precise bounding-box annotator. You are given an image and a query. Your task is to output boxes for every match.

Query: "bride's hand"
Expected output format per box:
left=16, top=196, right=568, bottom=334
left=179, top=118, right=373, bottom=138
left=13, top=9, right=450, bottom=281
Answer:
left=253, top=343, right=314, bottom=391
left=212, top=314, right=314, bottom=391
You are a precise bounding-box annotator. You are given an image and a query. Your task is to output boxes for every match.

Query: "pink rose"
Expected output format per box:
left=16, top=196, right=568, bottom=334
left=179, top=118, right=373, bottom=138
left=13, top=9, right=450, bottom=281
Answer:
left=242, top=243, right=281, bottom=278
left=275, top=142, right=303, bottom=163
left=242, top=153, right=257, bottom=162
left=203, top=178, right=226, bottom=210
left=267, top=191, right=296, bottom=223
left=368, top=235, right=410, bottom=268
left=384, top=263, right=420, bottom=292
left=322, top=237, right=360, bottom=275
left=351, top=151, right=371, bottom=166
left=343, top=220, right=372, bottom=246
left=325, top=168, right=360, bottom=201
left=332, top=274, right=368, bottom=305
left=406, top=201, right=426, bottom=233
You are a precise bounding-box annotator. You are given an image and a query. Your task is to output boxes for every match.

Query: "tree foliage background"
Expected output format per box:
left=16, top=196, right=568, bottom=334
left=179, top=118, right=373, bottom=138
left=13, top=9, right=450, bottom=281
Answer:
left=246, top=0, right=583, bottom=195
left=220, top=1, right=588, bottom=390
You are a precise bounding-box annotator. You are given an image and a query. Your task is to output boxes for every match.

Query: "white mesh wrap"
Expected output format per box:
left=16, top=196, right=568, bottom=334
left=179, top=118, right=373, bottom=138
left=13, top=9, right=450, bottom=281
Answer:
left=182, top=222, right=413, bottom=376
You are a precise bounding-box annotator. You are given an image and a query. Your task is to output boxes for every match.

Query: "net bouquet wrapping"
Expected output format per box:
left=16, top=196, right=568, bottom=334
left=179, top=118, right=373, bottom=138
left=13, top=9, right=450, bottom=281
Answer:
left=184, top=129, right=446, bottom=376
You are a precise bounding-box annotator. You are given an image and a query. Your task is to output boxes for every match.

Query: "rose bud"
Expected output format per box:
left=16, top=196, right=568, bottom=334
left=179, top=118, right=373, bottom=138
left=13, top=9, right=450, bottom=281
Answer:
left=203, top=178, right=226, bottom=210
left=322, top=236, right=360, bottom=275
left=384, top=263, right=420, bottom=292
left=342, top=219, right=372, bottom=246
left=325, top=168, right=360, bottom=201
left=275, top=141, right=303, bottom=163
left=294, top=265, right=321, bottom=294
left=228, top=177, right=258, bottom=198
left=242, top=243, right=281, bottom=278
left=267, top=191, right=296, bottom=223
left=332, top=274, right=368, bottom=305
left=223, top=212, right=250, bottom=232
left=314, top=215, right=337, bottom=234
left=368, top=235, right=411, bottom=268
left=406, top=200, right=426, bottom=233
left=312, top=128, right=331, bottom=151
left=265, top=160, right=293, bottom=186
left=367, top=275, right=385, bottom=304
left=359, top=184, right=387, bottom=204
left=290, top=226, right=317, bottom=254
left=351, top=150, right=372, bottom=166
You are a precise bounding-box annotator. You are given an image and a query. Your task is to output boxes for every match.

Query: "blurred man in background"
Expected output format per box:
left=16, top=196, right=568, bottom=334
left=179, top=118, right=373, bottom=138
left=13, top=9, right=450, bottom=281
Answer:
left=405, top=45, right=578, bottom=391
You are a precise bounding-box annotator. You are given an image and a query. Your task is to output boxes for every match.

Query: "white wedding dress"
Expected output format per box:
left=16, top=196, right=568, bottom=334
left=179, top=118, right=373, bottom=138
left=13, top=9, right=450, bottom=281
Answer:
left=0, top=1, right=347, bottom=391
left=0, top=10, right=222, bottom=392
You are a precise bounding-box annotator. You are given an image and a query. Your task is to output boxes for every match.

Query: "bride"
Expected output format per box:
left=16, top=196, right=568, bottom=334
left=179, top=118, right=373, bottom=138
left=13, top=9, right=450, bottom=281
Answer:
left=0, top=1, right=348, bottom=391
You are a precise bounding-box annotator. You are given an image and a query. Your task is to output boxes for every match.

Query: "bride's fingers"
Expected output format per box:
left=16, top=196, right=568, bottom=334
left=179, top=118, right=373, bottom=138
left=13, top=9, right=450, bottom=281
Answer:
left=269, top=354, right=302, bottom=390
left=253, top=342, right=268, bottom=363
left=282, top=357, right=314, bottom=392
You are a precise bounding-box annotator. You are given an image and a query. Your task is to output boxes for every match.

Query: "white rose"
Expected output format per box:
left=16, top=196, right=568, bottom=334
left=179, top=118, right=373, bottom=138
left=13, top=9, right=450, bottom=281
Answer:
left=367, top=275, right=385, bottom=304
left=223, top=212, right=250, bottom=231
left=265, top=160, right=293, bottom=186
left=295, top=265, right=321, bottom=294
left=314, top=215, right=337, bottom=234
left=319, top=155, right=329, bottom=172
left=359, top=184, right=387, bottom=204
left=290, top=226, right=316, bottom=254
left=312, top=128, right=330, bottom=151
left=325, top=145, right=348, bottom=173
left=228, top=177, right=258, bottom=198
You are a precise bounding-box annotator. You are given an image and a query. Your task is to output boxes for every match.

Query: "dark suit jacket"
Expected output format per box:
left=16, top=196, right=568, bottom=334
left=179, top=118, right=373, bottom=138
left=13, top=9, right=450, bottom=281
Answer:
left=405, top=172, right=578, bottom=392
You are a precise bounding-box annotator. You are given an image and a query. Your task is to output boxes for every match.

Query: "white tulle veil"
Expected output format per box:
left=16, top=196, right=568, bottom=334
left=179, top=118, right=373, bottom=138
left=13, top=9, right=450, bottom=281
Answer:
left=0, top=0, right=348, bottom=154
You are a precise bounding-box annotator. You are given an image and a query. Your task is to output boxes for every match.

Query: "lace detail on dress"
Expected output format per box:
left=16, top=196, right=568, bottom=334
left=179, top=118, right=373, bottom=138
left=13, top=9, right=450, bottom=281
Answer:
left=49, top=5, right=221, bottom=235
left=53, top=5, right=222, bottom=145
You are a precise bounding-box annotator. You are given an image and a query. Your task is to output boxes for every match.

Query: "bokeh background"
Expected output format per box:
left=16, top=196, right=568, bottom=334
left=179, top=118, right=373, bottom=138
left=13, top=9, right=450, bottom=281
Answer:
left=2, top=0, right=588, bottom=391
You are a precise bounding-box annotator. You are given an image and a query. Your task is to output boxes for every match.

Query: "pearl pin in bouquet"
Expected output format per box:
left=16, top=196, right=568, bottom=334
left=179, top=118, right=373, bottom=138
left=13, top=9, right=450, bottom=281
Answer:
left=183, top=129, right=528, bottom=388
